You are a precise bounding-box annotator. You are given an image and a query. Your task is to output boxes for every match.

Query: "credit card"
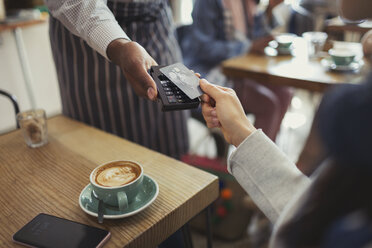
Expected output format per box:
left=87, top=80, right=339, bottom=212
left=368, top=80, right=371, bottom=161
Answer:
left=159, top=63, right=203, bottom=99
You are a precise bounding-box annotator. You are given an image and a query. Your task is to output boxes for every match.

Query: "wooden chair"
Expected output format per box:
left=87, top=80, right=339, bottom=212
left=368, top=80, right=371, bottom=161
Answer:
left=0, top=89, right=20, bottom=128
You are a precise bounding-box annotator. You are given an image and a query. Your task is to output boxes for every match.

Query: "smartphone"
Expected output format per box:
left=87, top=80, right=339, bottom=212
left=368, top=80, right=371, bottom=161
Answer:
left=149, top=65, right=200, bottom=111
left=13, top=213, right=111, bottom=248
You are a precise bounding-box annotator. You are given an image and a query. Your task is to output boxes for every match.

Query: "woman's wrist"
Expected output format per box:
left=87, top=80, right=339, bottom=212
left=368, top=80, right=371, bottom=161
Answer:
left=231, top=120, right=256, bottom=147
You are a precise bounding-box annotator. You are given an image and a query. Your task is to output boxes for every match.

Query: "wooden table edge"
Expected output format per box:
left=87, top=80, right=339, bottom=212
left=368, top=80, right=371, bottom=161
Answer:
left=221, top=65, right=331, bottom=92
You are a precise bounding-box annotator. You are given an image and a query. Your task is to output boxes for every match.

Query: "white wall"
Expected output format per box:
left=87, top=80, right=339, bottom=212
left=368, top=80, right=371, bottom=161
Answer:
left=0, top=19, right=61, bottom=134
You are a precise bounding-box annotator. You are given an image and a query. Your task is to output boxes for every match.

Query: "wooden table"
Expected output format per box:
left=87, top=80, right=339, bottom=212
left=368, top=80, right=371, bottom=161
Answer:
left=325, top=18, right=372, bottom=38
left=222, top=40, right=370, bottom=92
left=0, top=116, right=219, bottom=247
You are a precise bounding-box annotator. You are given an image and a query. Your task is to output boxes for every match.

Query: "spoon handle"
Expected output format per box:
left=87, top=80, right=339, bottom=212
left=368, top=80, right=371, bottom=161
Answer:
left=97, top=199, right=104, bottom=224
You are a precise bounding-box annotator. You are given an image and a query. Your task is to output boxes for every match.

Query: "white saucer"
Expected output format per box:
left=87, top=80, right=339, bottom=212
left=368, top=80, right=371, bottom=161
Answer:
left=79, top=175, right=159, bottom=219
left=321, top=58, right=364, bottom=72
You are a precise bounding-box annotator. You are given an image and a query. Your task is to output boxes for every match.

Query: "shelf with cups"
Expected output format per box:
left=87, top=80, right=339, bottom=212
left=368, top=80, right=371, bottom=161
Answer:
left=0, top=16, right=46, bottom=32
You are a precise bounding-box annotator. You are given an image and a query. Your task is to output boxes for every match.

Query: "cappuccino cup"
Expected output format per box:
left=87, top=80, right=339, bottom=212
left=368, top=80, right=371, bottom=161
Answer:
left=328, top=48, right=356, bottom=66
left=90, top=160, right=144, bottom=210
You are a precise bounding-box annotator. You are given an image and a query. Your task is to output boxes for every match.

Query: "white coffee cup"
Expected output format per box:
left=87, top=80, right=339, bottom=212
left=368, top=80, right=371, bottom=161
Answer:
left=328, top=48, right=356, bottom=66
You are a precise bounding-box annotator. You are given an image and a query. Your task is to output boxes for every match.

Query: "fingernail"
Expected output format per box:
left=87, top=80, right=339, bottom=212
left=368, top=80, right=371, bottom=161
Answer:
left=147, top=88, right=156, bottom=100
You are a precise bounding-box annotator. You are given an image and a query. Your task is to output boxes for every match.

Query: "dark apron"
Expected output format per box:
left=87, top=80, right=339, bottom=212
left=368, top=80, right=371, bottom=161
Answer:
left=49, top=0, right=189, bottom=159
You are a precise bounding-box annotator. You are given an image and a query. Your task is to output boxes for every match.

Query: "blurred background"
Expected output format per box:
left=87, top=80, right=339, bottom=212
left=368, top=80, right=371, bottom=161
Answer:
left=0, top=0, right=370, bottom=247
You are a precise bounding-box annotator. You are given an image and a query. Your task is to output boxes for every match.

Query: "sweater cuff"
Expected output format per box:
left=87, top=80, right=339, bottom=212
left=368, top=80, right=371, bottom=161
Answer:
left=227, top=129, right=262, bottom=174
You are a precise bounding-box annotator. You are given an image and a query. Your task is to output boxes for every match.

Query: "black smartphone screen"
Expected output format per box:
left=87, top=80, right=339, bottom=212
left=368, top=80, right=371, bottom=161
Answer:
left=13, top=213, right=110, bottom=248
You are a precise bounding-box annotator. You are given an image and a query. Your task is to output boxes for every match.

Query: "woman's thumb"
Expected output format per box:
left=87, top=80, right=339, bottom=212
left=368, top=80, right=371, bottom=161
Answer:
left=199, top=79, right=221, bottom=99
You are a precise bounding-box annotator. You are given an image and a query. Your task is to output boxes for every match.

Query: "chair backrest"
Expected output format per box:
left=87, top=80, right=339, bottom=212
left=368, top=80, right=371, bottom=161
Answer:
left=0, top=89, right=20, bottom=128
left=176, top=24, right=193, bottom=55
left=325, top=23, right=371, bottom=42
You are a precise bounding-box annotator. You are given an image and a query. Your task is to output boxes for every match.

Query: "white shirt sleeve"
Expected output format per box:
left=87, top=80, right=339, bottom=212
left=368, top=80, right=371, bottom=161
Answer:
left=227, top=129, right=311, bottom=223
left=45, top=0, right=131, bottom=59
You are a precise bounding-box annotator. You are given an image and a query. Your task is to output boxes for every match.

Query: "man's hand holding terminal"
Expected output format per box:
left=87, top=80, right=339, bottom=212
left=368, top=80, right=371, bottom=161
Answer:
left=107, top=39, right=158, bottom=100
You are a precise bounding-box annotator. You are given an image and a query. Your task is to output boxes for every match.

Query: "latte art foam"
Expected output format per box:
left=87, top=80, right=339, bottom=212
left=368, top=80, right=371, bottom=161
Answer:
left=95, top=163, right=140, bottom=187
